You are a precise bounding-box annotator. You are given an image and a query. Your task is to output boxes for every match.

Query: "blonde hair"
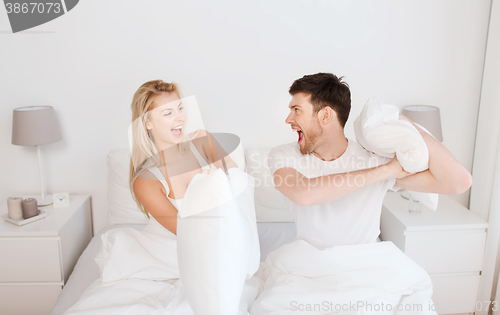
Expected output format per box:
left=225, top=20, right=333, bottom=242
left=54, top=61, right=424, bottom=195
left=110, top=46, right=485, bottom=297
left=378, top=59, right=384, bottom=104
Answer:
left=129, top=79, right=190, bottom=218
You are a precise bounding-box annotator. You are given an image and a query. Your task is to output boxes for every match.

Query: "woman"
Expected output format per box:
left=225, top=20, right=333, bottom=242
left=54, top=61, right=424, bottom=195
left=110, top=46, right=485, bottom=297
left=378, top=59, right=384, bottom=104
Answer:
left=128, top=79, right=259, bottom=315
left=129, top=80, right=238, bottom=234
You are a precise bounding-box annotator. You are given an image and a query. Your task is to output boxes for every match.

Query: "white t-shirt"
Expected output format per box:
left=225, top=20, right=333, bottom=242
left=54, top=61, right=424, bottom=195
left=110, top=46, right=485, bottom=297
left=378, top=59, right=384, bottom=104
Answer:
left=268, top=138, right=396, bottom=249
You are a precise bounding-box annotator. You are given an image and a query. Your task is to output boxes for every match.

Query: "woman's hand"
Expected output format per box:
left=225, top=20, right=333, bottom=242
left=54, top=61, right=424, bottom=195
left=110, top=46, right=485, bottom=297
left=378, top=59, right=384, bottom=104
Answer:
left=398, top=114, right=413, bottom=124
left=201, top=168, right=214, bottom=175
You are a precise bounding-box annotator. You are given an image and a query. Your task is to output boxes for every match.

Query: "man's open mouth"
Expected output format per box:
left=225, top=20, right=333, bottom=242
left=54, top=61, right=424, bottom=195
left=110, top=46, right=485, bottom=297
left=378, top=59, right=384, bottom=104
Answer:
left=293, top=127, right=303, bottom=144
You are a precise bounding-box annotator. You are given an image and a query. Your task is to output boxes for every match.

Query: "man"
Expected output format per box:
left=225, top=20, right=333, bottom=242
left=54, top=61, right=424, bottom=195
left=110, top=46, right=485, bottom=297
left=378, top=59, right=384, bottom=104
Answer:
left=268, top=72, right=472, bottom=249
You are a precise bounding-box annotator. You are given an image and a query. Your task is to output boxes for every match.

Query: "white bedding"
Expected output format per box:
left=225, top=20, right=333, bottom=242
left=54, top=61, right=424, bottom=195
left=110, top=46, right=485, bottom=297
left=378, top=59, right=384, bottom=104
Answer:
left=51, top=223, right=436, bottom=315
left=59, top=221, right=256, bottom=314
left=250, top=240, right=437, bottom=315
left=49, top=224, right=144, bottom=315
left=49, top=222, right=296, bottom=315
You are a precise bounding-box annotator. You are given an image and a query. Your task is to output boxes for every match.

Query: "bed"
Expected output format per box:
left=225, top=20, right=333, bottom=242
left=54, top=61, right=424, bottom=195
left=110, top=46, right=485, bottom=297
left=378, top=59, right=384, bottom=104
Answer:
left=49, top=146, right=437, bottom=315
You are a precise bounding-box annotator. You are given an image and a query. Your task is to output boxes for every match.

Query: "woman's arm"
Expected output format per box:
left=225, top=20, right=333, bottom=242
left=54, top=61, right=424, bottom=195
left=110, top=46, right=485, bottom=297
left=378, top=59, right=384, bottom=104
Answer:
left=395, top=115, right=472, bottom=194
left=133, top=175, right=178, bottom=235
left=199, top=130, right=238, bottom=170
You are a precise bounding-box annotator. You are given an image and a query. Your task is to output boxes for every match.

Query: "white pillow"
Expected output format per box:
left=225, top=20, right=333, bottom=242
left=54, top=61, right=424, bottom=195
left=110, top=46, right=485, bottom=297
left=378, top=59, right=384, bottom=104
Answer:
left=228, top=142, right=246, bottom=172
left=245, top=148, right=293, bottom=222
left=353, top=96, right=429, bottom=173
left=106, top=143, right=247, bottom=225
left=107, top=148, right=148, bottom=225
left=353, top=97, right=438, bottom=210
left=177, top=168, right=259, bottom=314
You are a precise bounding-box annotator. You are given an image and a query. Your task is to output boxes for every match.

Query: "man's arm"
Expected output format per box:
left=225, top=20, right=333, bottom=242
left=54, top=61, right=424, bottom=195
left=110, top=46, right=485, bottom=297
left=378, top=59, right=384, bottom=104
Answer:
left=273, top=157, right=410, bottom=207
left=395, top=117, right=472, bottom=194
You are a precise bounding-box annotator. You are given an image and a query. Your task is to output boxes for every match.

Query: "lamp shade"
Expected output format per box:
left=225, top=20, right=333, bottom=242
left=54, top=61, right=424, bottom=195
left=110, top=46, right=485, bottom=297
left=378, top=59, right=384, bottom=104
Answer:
left=402, top=105, right=443, bottom=142
left=12, top=106, right=62, bottom=146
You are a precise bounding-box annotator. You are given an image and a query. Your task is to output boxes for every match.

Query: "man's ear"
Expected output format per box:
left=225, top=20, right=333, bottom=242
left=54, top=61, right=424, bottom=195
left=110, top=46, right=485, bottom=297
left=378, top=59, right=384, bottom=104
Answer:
left=320, top=107, right=336, bottom=125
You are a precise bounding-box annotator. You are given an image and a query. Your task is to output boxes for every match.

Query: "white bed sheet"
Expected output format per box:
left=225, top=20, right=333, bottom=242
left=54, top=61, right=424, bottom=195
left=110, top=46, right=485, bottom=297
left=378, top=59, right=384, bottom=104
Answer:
left=49, top=222, right=296, bottom=315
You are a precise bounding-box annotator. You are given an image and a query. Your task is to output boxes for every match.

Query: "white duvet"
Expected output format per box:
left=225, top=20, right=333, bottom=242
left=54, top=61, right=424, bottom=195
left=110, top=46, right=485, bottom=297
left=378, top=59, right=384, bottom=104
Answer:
left=62, top=222, right=260, bottom=315
left=250, top=240, right=437, bottom=315
left=62, top=226, right=194, bottom=315
left=63, top=230, right=437, bottom=315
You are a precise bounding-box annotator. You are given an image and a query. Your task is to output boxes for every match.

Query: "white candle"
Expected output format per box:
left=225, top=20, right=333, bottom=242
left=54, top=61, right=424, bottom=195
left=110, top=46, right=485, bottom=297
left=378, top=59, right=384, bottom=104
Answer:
left=7, top=197, right=23, bottom=220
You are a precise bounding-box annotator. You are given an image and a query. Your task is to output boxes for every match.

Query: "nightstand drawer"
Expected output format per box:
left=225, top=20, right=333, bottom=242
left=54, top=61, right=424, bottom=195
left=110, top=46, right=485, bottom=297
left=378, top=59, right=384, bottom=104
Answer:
left=430, top=274, right=481, bottom=314
left=0, top=284, right=61, bottom=315
left=404, top=231, right=486, bottom=274
left=0, top=238, right=61, bottom=282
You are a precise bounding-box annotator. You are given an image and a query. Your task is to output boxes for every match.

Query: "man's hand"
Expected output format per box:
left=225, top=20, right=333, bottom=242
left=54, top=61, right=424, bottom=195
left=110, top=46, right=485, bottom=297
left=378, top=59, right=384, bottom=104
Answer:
left=386, top=156, right=414, bottom=179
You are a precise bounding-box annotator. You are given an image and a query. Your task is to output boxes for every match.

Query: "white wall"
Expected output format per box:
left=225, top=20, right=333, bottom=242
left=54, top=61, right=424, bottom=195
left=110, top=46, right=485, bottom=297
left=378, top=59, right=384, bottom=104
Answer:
left=470, top=0, right=500, bottom=313
left=0, top=0, right=491, bottom=234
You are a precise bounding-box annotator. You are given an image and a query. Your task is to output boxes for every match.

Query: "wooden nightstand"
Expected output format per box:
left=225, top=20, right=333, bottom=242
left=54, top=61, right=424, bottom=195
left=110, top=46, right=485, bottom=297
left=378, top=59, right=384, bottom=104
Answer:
left=380, top=192, right=488, bottom=315
left=0, top=195, right=92, bottom=315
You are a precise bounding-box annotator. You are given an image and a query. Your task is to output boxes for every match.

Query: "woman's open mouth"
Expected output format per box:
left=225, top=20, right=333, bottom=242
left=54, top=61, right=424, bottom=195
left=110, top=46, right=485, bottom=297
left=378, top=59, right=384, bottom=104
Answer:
left=171, top=125, right=182, bottom=137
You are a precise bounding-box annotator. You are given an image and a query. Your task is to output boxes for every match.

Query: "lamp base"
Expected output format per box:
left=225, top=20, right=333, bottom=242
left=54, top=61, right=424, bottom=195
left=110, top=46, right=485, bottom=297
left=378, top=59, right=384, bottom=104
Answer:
left=399, top=190, right=422, bottom=213
left=34, top=194, right=53, bottom=207
left=400, top=190, right=411, bottom=200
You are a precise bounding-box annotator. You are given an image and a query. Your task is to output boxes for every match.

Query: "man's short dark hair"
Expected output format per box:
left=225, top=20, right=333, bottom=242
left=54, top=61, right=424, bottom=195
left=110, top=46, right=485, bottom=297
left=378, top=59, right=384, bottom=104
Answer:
left=289, top=73, right=351, bottom=128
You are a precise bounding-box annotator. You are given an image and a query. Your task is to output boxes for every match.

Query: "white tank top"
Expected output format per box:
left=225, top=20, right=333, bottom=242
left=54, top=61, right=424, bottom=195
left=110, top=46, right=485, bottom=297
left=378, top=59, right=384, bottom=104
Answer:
left=147, top=141, right=216, bottom=209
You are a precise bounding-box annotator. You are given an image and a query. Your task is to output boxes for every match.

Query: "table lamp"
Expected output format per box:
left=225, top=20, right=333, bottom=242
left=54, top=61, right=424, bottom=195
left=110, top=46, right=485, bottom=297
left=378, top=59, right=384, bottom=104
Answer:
left=402, top=105, right=443, bottom=142
left=12, top=106, right=62, bottom=206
